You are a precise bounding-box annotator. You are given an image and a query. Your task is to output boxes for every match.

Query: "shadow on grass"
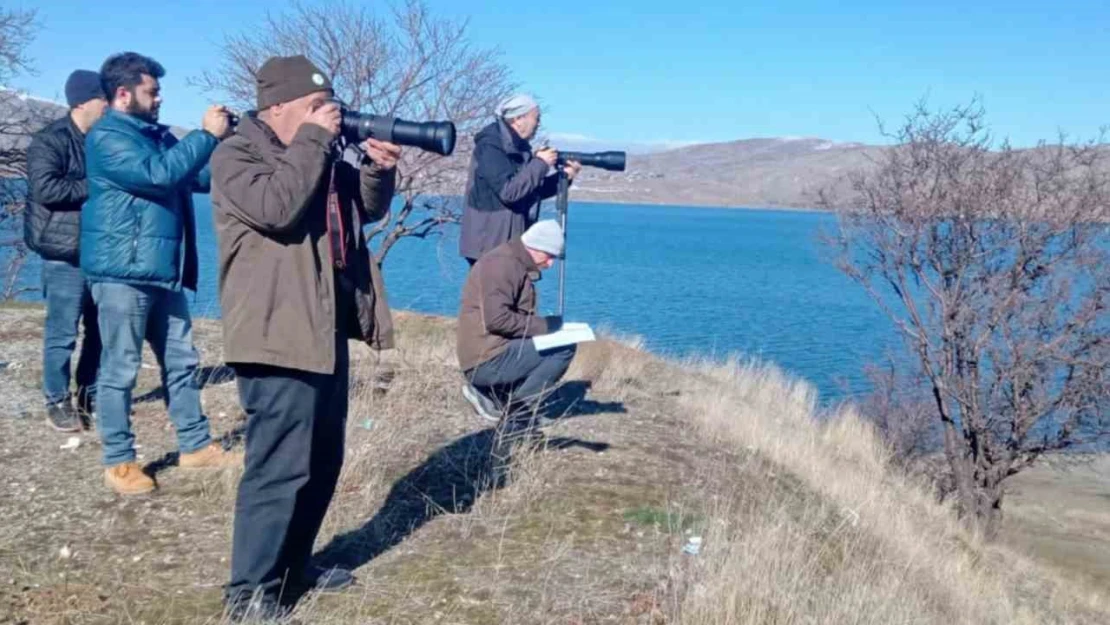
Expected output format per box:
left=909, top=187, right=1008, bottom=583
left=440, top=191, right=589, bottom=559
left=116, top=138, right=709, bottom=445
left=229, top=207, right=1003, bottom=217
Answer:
left=545, top=380, right=627, bottom=421
left=142, top=421, right=247, bottom=478
left=312, top=426, right=611, bottom=573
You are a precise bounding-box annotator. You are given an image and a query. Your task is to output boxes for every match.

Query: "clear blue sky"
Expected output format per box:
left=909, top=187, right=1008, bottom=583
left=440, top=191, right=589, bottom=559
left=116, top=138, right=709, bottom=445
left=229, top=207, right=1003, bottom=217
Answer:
left=14, top=0, right=1110, bottom=149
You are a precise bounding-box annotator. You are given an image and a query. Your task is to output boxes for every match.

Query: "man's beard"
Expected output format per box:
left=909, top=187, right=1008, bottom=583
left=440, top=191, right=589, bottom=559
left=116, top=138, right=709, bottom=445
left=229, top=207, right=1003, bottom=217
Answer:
left=127, top=100, right=159, bottom=123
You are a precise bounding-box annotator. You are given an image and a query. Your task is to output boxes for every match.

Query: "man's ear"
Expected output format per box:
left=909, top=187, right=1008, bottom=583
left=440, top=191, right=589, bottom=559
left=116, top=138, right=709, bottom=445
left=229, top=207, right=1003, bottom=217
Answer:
left=270, top=102, right=284, bottom=119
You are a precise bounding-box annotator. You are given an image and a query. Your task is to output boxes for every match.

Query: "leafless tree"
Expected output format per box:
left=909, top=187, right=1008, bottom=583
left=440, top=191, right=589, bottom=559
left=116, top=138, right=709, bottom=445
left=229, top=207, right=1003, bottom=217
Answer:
left=824, top=100, right=1110, bottom=538
left=191, top=0, right=513, bottom=264
left=0, top=7, right=47, bottom=300
left=856, top=362, right=938, bottom=464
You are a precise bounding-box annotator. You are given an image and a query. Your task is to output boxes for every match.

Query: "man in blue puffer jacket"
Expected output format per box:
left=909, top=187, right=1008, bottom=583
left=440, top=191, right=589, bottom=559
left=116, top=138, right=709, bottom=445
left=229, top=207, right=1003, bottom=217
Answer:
left=81, top=51, right=239, bottom=495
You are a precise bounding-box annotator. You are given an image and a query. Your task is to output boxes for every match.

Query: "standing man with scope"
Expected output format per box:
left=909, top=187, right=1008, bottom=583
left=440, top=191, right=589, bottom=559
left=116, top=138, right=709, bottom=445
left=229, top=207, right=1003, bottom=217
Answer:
left=459, top=94, right=582, bottom=266
left=210, top=54, right=456, bottom=620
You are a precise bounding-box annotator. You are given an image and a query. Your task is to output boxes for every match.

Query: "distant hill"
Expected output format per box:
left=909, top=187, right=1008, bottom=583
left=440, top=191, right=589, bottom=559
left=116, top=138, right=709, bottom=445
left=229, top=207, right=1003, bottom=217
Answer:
left=567, top=137, right=884, bottom=210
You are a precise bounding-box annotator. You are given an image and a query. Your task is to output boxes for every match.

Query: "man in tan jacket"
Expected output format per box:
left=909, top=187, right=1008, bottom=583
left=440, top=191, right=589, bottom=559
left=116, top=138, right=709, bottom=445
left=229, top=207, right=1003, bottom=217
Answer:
left=210, top=55, right=399, bottom=621
left=457, top=220, right=576, bottom=478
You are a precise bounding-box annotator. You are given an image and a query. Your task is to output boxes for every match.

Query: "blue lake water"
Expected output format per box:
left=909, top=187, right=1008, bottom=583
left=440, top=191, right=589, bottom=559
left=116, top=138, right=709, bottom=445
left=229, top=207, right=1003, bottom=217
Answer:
left=12, top=198, right=898, bottom=400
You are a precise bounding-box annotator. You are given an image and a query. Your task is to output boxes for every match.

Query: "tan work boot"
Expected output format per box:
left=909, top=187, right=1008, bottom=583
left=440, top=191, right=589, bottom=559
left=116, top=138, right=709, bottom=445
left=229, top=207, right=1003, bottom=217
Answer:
left=105, top=462, right=156, bottom=495
left=179, top=442, right=243, bottom=469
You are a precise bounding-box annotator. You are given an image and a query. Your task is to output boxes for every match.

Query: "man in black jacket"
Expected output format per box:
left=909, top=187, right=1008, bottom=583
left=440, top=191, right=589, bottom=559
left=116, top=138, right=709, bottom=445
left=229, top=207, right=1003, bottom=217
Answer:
left=459, top=93, right=580, bottom=265
left=25, top=70, right=107, bottom=432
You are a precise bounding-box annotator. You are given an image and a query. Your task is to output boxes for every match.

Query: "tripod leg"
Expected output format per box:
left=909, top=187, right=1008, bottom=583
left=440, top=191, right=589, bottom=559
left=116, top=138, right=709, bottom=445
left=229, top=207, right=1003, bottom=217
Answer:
left=556, top=172, right=569, bottom=317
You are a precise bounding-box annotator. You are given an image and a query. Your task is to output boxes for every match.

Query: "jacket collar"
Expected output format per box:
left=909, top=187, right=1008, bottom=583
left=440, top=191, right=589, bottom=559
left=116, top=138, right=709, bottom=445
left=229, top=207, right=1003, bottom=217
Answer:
left=104, top=108, right=170, bottom=137
left=236, top=112, right=291, bottom=156
left=65, top=113, right=86, bottom=138
left=509, top=237, right=542, bottom=279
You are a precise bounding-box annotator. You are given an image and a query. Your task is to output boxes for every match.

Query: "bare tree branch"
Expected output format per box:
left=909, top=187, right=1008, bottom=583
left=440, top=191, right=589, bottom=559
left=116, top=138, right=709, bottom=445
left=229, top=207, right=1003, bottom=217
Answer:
left=0, top=7, right=45, bottom=300
left=191, top=0, right=514, bottom=265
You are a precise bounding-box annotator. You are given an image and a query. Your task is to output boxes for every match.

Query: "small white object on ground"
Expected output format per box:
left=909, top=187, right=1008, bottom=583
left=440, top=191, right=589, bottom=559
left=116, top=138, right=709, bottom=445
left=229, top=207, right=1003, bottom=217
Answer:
left=60, top=437, right=81, bottom=451
left=58, top=545, right=72, bottom=559
left=683, top=536, right=703, bottom=556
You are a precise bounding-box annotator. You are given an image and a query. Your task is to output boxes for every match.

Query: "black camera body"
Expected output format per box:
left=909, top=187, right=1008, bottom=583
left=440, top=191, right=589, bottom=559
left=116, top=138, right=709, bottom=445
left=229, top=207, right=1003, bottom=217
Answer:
left=226, top=104, right=457, bottom=157
left=556, top=150, right=626, bottom=172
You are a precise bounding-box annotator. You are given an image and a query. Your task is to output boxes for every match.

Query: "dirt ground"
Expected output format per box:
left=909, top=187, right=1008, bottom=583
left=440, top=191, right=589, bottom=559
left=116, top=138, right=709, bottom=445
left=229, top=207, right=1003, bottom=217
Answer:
left=0, top=304, right=733, bottom=624
left=2, top=302, right=1108, bottom=624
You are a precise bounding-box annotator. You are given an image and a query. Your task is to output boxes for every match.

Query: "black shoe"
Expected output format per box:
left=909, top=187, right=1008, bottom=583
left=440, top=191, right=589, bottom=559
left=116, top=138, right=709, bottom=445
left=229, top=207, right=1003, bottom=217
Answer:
left=462, top=383, right=502, bottom=422
left=45, top=401, right=81, bottom=433
left=297, top=565, right=355, bottom=593
left=227, top=592, right=292, bottom=623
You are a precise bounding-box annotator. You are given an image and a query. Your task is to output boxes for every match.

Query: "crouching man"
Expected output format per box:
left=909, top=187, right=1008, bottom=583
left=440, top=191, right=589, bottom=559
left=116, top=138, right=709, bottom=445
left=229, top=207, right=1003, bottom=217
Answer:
left=210, top=55, right=400, bottom=620
left=457, top=220, right=576, bottom=477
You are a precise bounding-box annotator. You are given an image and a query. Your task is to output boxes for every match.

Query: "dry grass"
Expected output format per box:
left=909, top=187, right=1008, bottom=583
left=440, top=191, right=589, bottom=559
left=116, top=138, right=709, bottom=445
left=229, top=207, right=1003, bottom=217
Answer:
left=672, top=358, right=1110, bottom=624
left=1, top=304, right=1108, bottom=624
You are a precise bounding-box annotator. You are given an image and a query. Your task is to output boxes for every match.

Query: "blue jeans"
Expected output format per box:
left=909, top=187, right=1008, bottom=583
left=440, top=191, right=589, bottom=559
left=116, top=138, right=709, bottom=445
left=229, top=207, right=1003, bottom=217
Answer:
left=91, top=282, right=212, bottom=466
left=41, top=260, right=101, bottom=406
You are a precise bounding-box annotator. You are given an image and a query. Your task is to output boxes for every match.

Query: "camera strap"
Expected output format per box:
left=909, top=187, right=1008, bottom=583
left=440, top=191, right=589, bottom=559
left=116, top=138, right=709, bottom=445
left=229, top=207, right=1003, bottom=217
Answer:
left=325, top=165, right=348, bottom=270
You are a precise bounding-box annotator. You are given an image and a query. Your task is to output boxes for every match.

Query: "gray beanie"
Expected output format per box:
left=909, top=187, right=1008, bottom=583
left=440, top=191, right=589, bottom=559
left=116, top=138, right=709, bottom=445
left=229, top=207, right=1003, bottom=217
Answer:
left=521, top=220, right=564, bottom=258
left=496, top=93, right=538, bottom=120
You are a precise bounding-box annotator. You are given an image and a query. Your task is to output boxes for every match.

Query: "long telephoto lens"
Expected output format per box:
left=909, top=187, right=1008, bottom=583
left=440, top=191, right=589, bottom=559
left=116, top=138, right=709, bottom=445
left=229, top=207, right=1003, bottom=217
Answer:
left=341, top=111, right=457, bottom=156
left=557, top=150, right=626, bottom=171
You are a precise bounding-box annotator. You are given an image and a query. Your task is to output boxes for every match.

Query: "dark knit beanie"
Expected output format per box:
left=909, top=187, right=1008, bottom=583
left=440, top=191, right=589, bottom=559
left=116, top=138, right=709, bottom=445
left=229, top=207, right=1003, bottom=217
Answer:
left=256, top=55, right=334, bottom=110
left=65, top=70, right=105, bottom=108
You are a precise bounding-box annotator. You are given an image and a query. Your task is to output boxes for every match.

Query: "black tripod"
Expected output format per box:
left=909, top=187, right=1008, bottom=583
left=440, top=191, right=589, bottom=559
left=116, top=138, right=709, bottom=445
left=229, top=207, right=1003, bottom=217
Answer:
left=555, top=169, right=570, bottom=316
left=547, top=150, right=626, bottom=316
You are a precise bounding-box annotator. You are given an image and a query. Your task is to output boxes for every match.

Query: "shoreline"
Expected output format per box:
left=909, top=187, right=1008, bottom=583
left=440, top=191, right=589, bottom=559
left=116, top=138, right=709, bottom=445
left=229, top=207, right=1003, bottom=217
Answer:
left=564, top=196, right=828, bottom=213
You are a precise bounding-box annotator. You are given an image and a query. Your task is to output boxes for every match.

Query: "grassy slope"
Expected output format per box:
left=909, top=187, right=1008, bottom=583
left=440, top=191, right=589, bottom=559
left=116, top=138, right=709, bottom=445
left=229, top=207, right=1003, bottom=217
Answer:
left=0, top=304, right=1106, bottom=624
